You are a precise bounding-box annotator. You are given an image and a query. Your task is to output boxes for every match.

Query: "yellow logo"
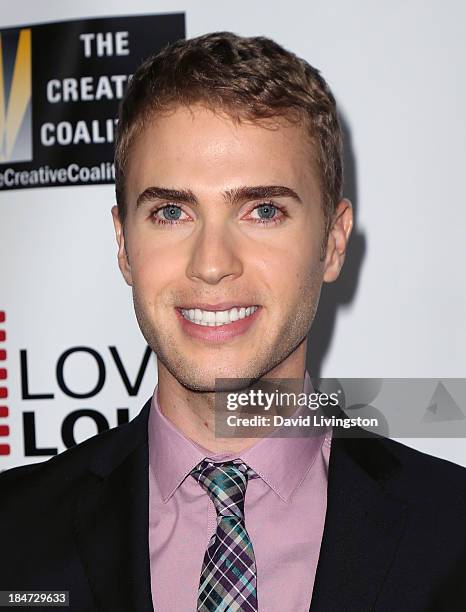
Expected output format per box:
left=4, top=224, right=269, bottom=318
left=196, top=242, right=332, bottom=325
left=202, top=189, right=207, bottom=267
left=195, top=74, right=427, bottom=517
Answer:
left=0, top=28, right=32, bottom=163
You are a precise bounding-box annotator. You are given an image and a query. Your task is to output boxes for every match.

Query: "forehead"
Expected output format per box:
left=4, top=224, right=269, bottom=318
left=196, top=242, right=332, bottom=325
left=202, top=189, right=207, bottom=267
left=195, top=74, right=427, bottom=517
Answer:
left=125, top=104, right=320, bottom=202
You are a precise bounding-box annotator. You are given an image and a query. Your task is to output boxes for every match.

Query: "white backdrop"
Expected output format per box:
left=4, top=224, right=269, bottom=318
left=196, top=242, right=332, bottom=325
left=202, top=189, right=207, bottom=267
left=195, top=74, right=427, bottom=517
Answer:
left=1, top=0, right=465, bottom=469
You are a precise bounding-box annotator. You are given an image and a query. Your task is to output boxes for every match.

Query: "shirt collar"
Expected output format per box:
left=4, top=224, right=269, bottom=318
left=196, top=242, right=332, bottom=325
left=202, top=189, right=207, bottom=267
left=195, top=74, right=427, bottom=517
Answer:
left=148, top=370, right=327, bottom=503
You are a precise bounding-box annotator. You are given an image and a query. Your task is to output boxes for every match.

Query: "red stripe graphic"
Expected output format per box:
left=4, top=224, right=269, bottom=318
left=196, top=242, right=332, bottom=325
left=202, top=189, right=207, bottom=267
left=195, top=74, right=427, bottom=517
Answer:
left=0, top=310, right=9, bottom=454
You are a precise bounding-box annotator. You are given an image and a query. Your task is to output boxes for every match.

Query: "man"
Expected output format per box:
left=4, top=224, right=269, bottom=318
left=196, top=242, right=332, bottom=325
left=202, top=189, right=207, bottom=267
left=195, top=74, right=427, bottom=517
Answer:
left=1, top=31, right=465, bottom=612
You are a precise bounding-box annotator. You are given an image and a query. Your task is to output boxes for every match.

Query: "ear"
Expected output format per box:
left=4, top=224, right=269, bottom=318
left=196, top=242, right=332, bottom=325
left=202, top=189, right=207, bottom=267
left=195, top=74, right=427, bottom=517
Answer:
left=111, top=205, right=133, bottom=286
left=323, top=198, right=353, bottom=283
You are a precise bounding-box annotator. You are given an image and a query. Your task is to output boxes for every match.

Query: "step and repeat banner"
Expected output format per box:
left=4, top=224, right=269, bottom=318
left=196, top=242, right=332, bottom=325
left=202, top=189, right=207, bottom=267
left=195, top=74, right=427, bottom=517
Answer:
left=0, top=13, right=185, bottom=187
left=0, top=11, right=185, bottom=468
left=1, top=1, right=465, bottom=470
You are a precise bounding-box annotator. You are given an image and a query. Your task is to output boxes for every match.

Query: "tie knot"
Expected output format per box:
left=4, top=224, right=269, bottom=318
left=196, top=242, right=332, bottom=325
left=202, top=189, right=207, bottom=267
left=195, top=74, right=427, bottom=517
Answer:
left=190, top=458, right=258, bottom=521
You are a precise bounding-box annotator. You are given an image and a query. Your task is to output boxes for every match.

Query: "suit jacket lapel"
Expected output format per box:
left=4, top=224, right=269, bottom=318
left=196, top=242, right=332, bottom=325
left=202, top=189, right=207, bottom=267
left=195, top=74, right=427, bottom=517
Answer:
left=73, top=399, right=154, bottom=612
left=310, top=430, right=409, bottom=611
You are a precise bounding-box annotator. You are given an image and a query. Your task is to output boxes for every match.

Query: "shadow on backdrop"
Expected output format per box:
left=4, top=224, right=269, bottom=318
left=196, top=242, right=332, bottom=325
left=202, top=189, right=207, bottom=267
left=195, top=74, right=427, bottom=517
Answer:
left=306, top=112, right=367, bottom=377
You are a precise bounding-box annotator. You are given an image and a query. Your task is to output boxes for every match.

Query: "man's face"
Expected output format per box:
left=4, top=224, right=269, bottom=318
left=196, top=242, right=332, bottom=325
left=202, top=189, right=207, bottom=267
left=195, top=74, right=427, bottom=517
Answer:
left=112, top=104, right=349, bottom=391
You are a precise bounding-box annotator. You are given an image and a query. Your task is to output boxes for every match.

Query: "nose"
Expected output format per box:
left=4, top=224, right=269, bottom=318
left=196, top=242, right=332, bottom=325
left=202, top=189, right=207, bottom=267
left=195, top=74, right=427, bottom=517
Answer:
left=186, top=219, right=243, bottom=285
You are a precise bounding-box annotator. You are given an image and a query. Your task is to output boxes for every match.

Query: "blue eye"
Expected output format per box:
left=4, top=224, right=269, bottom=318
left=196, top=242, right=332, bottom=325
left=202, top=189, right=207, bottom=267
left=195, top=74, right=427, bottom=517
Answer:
left=162, top=205, right=182, bottom=220
left=256, top=203, right=277, bottom=219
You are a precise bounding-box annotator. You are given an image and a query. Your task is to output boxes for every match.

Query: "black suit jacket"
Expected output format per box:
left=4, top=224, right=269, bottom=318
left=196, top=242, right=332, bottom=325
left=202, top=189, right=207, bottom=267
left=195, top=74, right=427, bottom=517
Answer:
left=1, top=397, right=465, bottom=611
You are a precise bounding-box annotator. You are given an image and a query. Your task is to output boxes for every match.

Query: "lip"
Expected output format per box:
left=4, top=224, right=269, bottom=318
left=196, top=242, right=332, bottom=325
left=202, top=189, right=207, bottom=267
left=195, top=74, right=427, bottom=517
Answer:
left=177, top=302, right=258, bottom=312
left=175, top=305, right=262, bottom=343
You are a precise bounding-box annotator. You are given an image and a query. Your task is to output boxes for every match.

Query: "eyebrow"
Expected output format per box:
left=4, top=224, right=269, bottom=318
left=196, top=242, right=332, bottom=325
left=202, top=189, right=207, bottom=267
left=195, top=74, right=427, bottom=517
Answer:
left=135, top=185, right=303, bottom=208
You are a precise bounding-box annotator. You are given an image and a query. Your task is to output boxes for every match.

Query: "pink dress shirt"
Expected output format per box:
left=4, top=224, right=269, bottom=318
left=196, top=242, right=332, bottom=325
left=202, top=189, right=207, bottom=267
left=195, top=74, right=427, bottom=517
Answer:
left=148, top=371, right=332, bottom=611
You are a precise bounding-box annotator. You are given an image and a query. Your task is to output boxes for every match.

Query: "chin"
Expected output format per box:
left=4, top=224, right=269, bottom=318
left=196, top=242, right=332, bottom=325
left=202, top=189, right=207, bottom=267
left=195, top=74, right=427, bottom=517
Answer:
left=168, top=359, right=263, bottom=393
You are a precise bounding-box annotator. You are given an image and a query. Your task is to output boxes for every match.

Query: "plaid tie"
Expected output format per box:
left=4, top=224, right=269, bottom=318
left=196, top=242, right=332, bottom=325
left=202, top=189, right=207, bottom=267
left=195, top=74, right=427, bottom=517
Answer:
left=190, top=458, right=260, bottom=611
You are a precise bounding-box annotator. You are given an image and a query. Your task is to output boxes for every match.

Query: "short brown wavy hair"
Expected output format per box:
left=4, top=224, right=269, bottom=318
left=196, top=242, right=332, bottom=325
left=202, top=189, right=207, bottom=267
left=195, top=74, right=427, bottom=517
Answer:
left=114, top=31, right=343, bottom=241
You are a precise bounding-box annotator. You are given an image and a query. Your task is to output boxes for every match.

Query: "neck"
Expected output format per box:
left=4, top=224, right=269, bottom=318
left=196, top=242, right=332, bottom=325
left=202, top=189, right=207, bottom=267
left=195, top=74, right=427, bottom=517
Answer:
left=156, top=341, right=308, bottom=453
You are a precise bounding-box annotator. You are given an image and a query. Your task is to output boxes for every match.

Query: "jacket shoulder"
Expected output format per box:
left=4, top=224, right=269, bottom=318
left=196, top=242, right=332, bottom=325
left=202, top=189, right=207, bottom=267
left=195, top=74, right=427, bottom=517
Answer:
left=335, top=427, right=466, bottom=505
left=356, top=434, right=466, bottom=514
left=378, top=435, right=466, bottom=488
left=0, top=398, right=151, bottom=503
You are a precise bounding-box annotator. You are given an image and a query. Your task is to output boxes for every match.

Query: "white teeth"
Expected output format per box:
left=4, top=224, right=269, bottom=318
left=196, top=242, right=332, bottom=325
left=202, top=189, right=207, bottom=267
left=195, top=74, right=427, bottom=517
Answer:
left=180, top=305, right=258, bottom=326
left=206, top=310, right=215, bottom=324
left=216, top=310, right=229, bottom=325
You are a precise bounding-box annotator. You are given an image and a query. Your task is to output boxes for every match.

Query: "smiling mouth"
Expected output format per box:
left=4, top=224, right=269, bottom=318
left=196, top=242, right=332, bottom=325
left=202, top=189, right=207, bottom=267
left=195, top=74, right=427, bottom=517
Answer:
left=179, top=306, right=259, bottom=327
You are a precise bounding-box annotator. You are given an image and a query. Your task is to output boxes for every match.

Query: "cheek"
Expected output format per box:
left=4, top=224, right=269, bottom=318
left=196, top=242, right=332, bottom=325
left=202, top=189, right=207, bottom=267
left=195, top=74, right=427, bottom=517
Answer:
left=250, top=225, right=323, bottom=294
left=129, top=241, right=185, bottom=303
left=281, top=250, right=323, bottom=302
